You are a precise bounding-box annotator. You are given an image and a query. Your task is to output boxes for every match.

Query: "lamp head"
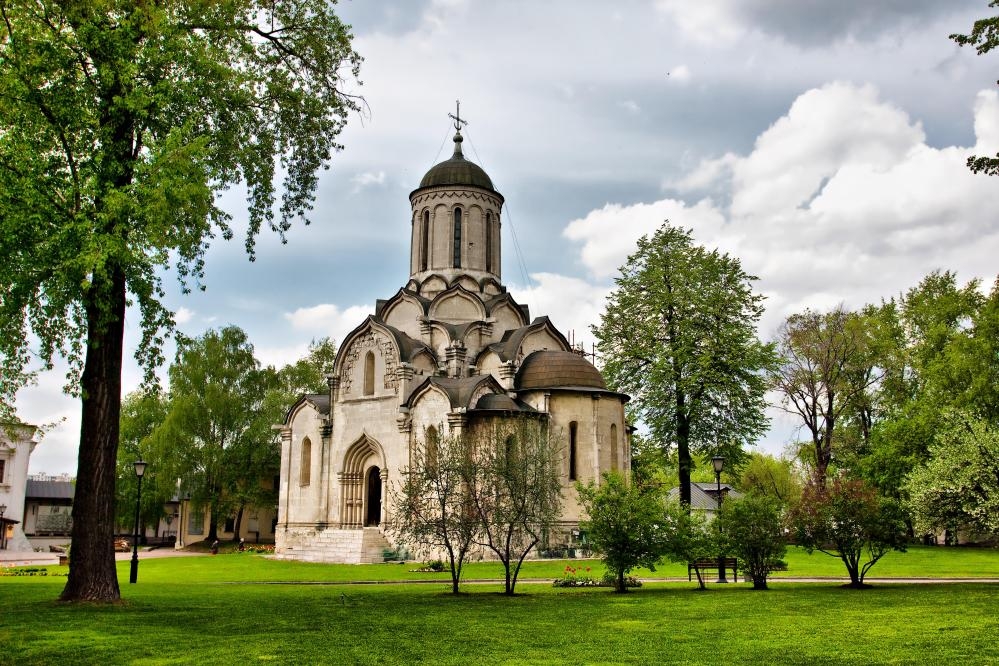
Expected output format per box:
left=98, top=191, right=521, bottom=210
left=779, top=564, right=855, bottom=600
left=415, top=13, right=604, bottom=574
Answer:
left=711, top=456, right=724, bottom=474
left=134, top=460, right=148, bottom=478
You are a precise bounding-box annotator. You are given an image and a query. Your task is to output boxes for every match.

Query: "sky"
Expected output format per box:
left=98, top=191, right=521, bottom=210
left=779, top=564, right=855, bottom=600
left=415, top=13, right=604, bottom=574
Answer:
left=15, top=0, right=999, bottom=476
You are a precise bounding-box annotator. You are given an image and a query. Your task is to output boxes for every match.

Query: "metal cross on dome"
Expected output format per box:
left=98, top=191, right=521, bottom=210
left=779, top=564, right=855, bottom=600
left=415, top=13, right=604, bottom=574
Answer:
left=449, top=100, right=468, bottom=131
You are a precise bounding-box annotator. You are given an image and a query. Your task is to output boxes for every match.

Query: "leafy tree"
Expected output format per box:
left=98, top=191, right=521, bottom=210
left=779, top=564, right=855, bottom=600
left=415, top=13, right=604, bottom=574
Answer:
left=391, top=428, right=478, bottom=594
left=771, top=307, right=881, bottom=485
left=464, top=417, right=562, bottom=595
left=594, top=223, right=775, bottom=507
left=736, top=453, right=802, bottom=507
left=718, top=495, right=786, bottom=590
left=0, top=2, right=360, bottom=601
left=952, top=2, right=999, bottom=177
left=906, top=411, right=999, bottom=540
left=275, top=337, right=339, bottom=398
left=115, top=391, right=171, bottom=540
left=577, top=472, right=670, bottom=593
left=150, top=326, right=279, bottom=543
left=788, top=477, right=907, bottom=588
left=858, top=272, right=985, bottom=505
left=660, top=499, right=720, bottom=590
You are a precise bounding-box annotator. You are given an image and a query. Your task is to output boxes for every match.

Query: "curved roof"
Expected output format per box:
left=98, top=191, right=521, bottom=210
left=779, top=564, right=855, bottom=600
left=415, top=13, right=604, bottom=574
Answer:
left=472, top=393, right=536, bottom=413
left=515, top=351, right=607, bottom=391
left=418, top=132, right=495, bottom=191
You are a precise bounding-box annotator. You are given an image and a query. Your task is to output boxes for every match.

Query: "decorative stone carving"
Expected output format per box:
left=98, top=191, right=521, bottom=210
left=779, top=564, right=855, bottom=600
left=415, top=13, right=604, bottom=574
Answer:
left=341, top=331, right=400, bottom=394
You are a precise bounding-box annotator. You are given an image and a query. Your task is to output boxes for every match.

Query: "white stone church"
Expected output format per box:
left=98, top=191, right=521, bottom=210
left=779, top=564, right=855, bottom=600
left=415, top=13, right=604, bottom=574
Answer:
left=275, top=124, right=630, bottom=563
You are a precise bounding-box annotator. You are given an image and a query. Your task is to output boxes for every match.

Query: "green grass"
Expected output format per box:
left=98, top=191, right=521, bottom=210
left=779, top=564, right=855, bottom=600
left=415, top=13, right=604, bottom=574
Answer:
left=1, top=547, right=998, bottom=664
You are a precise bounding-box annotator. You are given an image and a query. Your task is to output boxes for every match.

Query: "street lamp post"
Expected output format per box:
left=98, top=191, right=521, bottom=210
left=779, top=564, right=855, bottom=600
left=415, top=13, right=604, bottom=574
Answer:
left=129, top=460, right=148, bottom=584
left=0, top=504, right=7, bottom=550
left=712, top=455, right=728, bottom=583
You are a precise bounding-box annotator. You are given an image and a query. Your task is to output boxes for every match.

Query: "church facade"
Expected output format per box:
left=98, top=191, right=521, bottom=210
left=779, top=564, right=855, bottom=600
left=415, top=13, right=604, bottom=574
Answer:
left=274, top=127, right=630, bottom=563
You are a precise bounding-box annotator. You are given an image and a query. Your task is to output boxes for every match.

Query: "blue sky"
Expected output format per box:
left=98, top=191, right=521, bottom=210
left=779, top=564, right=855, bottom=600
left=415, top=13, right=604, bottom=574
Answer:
left=16, top=0, right=999, bottom=475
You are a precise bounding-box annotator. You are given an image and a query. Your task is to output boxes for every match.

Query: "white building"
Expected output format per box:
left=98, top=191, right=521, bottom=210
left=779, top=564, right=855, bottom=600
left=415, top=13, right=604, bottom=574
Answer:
left=275, top=126, right=631, bottom=563
left=0, top=422, right=39, bottom=552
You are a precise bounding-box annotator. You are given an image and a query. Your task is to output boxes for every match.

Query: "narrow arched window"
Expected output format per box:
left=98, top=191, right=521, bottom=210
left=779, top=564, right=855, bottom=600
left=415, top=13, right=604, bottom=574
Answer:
left=610, top=423, right=618, bottom=471
left=453, top=208, right=462, bottom=268
left=363, top=351, right=375, bottom=396
left=426, top=425, right=439, bottom=471
left=568, top=421, right=578, bottom=481
left=485, top=212, right=493, bottom=273
left=300, top=437, right=312, bottom=486
left=420, top=210, right=430, bottom=271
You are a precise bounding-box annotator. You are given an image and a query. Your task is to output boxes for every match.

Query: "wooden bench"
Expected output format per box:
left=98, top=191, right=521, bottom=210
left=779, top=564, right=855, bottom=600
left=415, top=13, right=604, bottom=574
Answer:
left=688, top=558, right=738, bottom=581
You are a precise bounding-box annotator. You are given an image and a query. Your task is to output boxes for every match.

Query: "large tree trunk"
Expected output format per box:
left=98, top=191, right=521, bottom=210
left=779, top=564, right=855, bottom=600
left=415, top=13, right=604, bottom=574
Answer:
left=677, top=408, right=692, bottom=508
left=60, top=267, right=127, bottom=602
left=232, top=503, right=245, bottom=543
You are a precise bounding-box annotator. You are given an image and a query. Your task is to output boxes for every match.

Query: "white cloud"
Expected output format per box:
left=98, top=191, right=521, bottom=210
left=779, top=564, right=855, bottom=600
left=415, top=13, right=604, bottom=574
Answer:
left=350, top=170, right=387, bottom=192
left=284, top=303, right=373, bottom=344
left=174, top=306, right=194, bottom=325
left=669, top=64, right=692, bottom=83
left=655, top=0, right=745, bottom=45
left=619, top=100, right=641, bottom=114
left=560, top=83, right=999, bottom=338
left=509, top=273, right=612, bottom=349
left=563, top=198, right=728, bottom=279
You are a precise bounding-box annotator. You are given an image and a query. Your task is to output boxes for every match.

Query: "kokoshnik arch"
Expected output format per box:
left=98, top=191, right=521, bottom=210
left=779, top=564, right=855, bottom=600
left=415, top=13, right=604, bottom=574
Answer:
left=275, top=118, right=631, bottom=563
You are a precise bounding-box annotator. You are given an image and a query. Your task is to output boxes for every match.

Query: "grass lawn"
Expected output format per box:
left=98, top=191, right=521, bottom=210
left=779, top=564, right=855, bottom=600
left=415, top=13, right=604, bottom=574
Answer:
left=1, top=547, right=997, bottom=665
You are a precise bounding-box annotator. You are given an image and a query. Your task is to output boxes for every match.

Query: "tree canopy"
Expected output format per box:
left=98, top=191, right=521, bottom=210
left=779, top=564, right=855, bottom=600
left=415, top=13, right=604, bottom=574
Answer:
left=593, top=223, right=775, bottom=506
left=952, top=2, right=999, bottom=177
left=0, top=1, right=360, bottom=601
left=577, top=472, right=670, bottom=593
left=906, top=411, right=999, bottom=539
left=148, top=326, right=279, bottom=543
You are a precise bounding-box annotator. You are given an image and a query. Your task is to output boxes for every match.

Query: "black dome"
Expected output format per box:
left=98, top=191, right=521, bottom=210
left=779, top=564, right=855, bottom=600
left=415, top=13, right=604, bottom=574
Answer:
left=418, top=132, right=495, bottom=191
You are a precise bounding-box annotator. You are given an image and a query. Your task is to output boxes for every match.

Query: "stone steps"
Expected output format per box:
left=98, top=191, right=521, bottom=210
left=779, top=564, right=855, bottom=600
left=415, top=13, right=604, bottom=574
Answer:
left=275, top=525, right=394, bottom=564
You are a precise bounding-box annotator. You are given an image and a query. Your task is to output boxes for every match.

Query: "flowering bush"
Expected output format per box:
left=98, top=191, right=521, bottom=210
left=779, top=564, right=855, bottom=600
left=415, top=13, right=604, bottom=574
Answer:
left=552, top=566, right=642, bottom=588
left=552, top=565, right=599, bottom=587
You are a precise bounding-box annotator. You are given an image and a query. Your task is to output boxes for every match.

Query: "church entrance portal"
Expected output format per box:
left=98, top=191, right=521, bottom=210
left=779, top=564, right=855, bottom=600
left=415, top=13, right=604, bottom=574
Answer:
left=365, top=466, right=382, bottom=526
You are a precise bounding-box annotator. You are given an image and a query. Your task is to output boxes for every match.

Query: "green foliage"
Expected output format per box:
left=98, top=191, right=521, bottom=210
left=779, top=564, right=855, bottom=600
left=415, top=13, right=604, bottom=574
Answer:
left=577, top=472, right=669, bottom=592
left=736, top=453, right=802, bottom=507
left=788, top=477, right=907, bottom=587
left=952, top=2, right=999, bottom=177
left=860, top=272, right=994, bottom=505
left=594, top=223, right=775, bottom=505
left=718, top=495, right=787, bottom=590
left=906, top=411, right=999, bottom=539
left=660, top=499, right=722, bottom=589
left=0, top=0, right=361, bottom=403
left=771, top=306, right=882, bottom=483
left=115, top=390, right=171, bottom=534
left=390, top=427, right=477, bottom=594
left=275, top=337, right=338, bottom=398
left=465, top=417, right=563, bottom=595
left=0, top=1, right=359, bottom=601
left=149, top=326, right=280, bottom=542
left=5, top=556, right=999, bottom=664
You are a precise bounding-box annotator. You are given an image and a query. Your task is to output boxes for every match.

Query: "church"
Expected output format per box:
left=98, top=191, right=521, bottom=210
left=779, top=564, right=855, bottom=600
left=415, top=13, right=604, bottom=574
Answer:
left=274, top=119, right=630, bottom=563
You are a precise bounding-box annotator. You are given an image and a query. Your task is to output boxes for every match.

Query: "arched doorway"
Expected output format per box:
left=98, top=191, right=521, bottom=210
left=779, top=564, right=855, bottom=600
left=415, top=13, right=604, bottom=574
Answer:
left=365, top=466, right=382, bottom=526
